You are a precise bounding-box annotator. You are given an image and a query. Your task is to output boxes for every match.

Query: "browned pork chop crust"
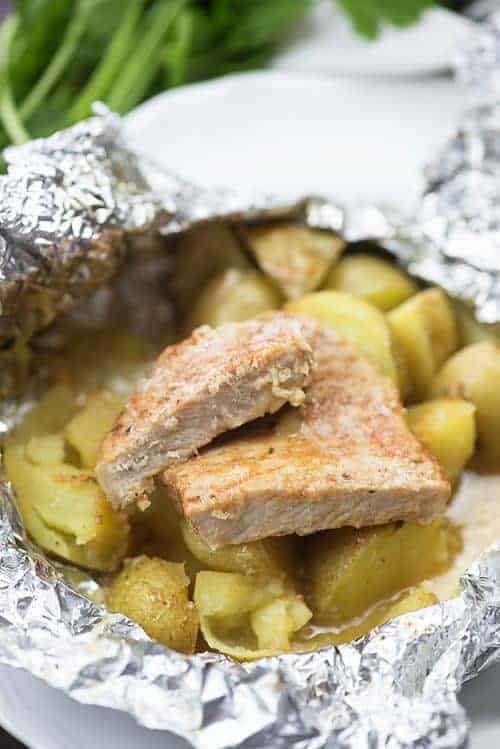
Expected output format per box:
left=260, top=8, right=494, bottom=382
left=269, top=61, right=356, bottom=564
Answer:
left=163, top=321, right=451, bottom=546
left=96, top=313, right=316, bottom=508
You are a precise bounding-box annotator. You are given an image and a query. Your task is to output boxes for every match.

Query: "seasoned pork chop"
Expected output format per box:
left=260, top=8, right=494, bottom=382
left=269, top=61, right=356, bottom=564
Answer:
left=164, top=322, right=451, bottom=546
left=96, top=313, right=316, bottom=508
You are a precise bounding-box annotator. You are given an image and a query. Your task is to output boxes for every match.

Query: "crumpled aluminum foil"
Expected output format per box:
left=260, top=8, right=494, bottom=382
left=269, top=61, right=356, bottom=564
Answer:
left=0, top=107, right=167, bottom=345
left=1, top=8, right=500, bottom=749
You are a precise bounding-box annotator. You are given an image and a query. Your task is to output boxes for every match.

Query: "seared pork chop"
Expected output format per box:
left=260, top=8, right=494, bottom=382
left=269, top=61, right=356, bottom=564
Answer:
left=164, top=322, right=450, bottom=546
left=96, top=313, right=316, bottom=508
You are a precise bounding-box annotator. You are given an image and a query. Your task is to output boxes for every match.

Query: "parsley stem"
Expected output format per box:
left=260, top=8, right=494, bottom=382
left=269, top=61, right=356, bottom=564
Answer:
left=68, top=0, right=146, bottom=124
left=20, top=1, right=92, bottom=122
left=0, top=14, right=29, bottom=145
left=107, top=0, right=187, bottom=114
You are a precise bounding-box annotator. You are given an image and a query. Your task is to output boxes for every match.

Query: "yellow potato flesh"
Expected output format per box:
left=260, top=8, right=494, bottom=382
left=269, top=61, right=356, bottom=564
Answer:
left=181, top=520, right=296, bottom=576
left=4, top=384, right=129, bottom=571
left=325, top=253, right=417, bottom=311
left=64, top=390, right=123, bottom=469
left=25, top=434, right=66, bottom=465
left=285, top=290, right=397, bottom=382
left=195, top=570, right=311, bottom=659
left=185, top=268, right=282, bottom=332
left=242, top=222, right=344, bottom=299
left=306, top=520, right=455, bottom=625
left=4, top=441, right=128, bottom=571
left=249, top=595, right=312, bottom=651
left=430, top=341, right=500, bottom=468
left=194, top=571, right=285, bottom=617
left=407, top=398, right=476, bottom=480
left=106, top=556, right=199, bottom=654
left=388, top=288, right=458, bottom=400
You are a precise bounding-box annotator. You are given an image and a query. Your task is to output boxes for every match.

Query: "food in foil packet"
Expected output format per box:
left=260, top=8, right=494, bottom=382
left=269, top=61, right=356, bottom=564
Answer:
left=4, top=129, right=499, bottom=664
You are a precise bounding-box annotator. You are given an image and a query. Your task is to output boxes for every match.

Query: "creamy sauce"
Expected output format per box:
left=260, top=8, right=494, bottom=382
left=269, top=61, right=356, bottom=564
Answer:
left=428, top=470, right=500, bottom=600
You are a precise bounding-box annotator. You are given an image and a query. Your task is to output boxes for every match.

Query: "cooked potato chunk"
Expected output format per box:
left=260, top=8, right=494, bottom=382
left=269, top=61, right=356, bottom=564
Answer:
left=169, top=222, right=249, bottom=315
left=4, top=441, right=129, bottom=571
left=325, top=253, right=417, bottom=311
left=194, top=571, right=285, bottom=617
left=133, top=493, right=201, bottom=580
left=25, top=434, right=66, bottom=465
left=195, top=571, right=310, bottom=660
left=250, top=595, right=312, bottom=651
left=307, top=520, right=455, bottom=624
left=407, top=398, right=476, bottom=480
left=181, top=520, right=295, bottom=576
left=4, top=383, right=129, bottom=571
left=285, top=290, right=397, bottom=381
left=13, top=384, right=77, bottom=443
left=64, top=390, right=123, bottom=469
left=430, top=341, right=500, bottom=468
left=106, top=556, right=198, bottom=653
left=388, top=288, right=458, bottom=400
left=241, top=222, right=344, bottom=299
left=453, top=302, right=499, bottom=347
left=185, top=268, right=281, bottom=332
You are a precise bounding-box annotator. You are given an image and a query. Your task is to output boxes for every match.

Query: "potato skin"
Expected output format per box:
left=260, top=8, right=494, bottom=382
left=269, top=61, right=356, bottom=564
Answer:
left=325, top=253, right=417, bottom=311
left=107, top=556, right=199, bottom=654
left=285, top=290, right=398, bottom=382
left=430, top=341, right=500, bottom=468
left=407, top=398, right=476, bottom=480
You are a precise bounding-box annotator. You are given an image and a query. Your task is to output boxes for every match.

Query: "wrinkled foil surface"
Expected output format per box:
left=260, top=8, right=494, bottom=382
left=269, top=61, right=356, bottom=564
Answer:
left=1, top=7, right=500, bottom=749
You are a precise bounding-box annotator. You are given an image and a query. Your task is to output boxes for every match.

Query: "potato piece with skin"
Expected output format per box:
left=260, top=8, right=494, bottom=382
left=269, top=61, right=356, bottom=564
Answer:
left=195, top=572, right=311, bottom=660
left=194, top=571, right=285, bottom=617
left=285, top=290, right=397, bottom=382
left=106, top=556, right=198, bottom=654
left=4, top=441, right=128, bottom=571
left=181, top=520, right=296, bottom=576
left=64, top=390, right=123, bottom=469
left=133, top=492, right=202, bottom=581
left=407, top=398, right=476, bottom=481
left=325, top=253, right=417, bottom=311
left=453, top=302, right=499, bottom=347
left=430, top=342, right=500, bottom=468
left=241, top=222, right=344, bottom=299
left=169, top=221, right=250, bottom=315
left=306, top=520, right=455, bottom=625
left=184, top=268, right=282, bottom=332
left=388, top=288, right=458, bottom=400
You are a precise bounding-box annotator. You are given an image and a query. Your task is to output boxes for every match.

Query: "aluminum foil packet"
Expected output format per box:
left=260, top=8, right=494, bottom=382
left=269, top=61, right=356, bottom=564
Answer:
left=1, top=9, right=500, bottom=749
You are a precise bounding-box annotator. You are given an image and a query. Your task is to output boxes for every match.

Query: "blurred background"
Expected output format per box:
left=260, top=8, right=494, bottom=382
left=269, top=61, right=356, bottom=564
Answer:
left=0, top=0, right=472, bottom=161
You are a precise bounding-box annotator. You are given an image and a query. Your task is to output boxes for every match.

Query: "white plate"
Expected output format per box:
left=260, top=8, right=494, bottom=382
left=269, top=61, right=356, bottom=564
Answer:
left=0, top=71, right=498, bottom=749
left=125, top=70, right=462, bottom=212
